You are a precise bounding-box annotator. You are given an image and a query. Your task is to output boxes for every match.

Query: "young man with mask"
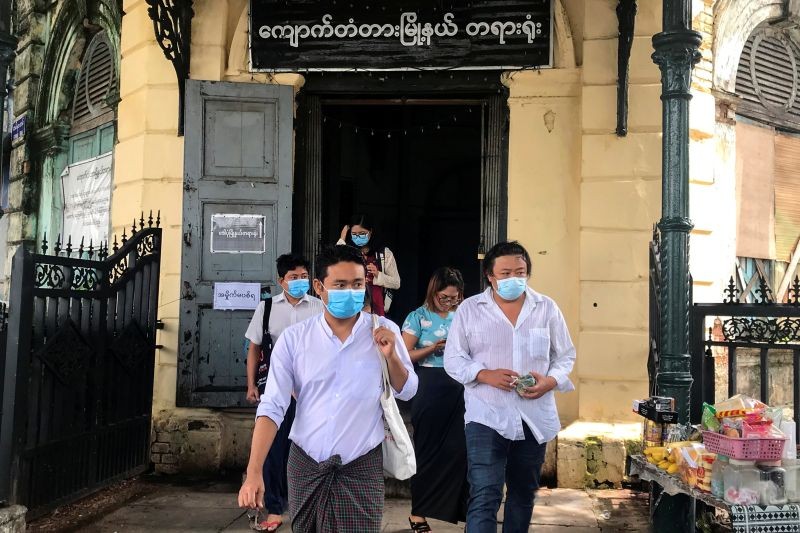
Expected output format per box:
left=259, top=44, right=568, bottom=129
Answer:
left=239, top=245, right=418, bottom=533
left=244, top=253, right=323, bottom=531
left=444, top=241, right=576, bottom=533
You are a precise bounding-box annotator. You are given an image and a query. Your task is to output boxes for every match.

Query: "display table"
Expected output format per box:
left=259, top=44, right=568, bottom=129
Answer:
left=629, top=455, right=800, bottom=532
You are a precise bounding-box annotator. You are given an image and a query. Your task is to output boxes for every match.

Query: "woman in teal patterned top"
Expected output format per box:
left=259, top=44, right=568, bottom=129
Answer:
left=402, top=267, right=467, bottom=531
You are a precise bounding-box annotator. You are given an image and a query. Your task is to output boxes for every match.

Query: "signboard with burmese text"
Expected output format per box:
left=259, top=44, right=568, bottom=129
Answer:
left=249, top=0, right=552, bottom=71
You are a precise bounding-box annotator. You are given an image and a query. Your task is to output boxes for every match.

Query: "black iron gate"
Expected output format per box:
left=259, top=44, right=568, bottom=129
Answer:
left=690, top=275, right=800, bottom=444
left=0, top=215, right=162, bottom=516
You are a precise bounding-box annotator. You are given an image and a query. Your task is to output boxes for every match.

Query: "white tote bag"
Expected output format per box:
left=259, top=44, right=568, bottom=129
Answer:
left=372, top=314, right=416, bottom=480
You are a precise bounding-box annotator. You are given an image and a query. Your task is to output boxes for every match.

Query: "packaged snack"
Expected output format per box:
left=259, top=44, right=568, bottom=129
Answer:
left=766, top=407, right=784, bottom=428
left=697, top=452, right=716, bottom=492
left=702, top=403, right=721, bottom=432
left=721, top=418, right=743, bottom=438
left=674, top=443, right=706, bottom=487
left=715, top=395, right=767, bottom=419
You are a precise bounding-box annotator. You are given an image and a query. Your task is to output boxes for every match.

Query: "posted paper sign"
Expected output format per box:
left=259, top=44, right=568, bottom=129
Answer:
left=213, top=282, right=261, bottom=310
left=210, top=214, right=266, bottom=254
left=61, top=153, right=113, bottom=245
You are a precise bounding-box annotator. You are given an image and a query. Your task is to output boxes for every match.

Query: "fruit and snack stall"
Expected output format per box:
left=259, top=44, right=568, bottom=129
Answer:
left=628, top=395, right=800, bottom=532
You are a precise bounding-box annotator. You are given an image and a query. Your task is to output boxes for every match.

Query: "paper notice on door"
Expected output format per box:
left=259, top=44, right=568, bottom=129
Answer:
left=210, top=214, right=266, bottom=253
left=61, top=153, right=113, bottom=245
left=213, top=282, right=261, bottom=310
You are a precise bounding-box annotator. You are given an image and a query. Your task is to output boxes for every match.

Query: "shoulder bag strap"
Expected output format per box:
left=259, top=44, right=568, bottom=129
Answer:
left=261, top=297, right=274, bottom=355
left=372, top=314, right=391, bottom=393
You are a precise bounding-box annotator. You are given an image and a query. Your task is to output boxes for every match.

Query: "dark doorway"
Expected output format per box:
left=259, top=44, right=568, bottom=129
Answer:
left=321, top=102, right=482, bottom=322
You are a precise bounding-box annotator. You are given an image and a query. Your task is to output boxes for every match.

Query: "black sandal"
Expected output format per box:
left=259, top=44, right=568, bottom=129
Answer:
left=408, top=517, right=432, bottom=532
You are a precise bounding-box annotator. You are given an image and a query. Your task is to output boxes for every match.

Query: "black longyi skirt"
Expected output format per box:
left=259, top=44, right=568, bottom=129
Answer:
left=410, top=366, right=469, bottom=523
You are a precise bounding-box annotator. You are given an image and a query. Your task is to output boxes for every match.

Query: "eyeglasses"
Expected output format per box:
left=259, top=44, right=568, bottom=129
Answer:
left=437, top=294, right=461, bottom=305
left=351, top=232, right=369, bottom=238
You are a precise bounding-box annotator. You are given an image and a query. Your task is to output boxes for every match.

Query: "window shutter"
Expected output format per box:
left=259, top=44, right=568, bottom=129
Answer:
left=71, top=32, right=116, bottom=134
left=774, top=132, right=800, bottom=261
left=735, top=29, right=800, bottom=131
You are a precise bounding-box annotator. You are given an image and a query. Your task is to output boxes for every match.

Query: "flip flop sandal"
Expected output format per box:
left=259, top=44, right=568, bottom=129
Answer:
left=247, top=510, right=269, bottom=531
left=262, top=520, right=283, bottom=532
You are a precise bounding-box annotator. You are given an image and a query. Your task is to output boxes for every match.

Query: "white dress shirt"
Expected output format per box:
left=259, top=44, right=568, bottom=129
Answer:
left=245, top=292, right=324, bottom=346
left=444, top=287, right=576, bottom=443
left=256, top=312, right=418, bottom=464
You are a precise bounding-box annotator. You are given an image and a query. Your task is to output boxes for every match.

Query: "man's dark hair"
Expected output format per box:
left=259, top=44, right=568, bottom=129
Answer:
left=315, top=245, right=365, bottom=282
left=482, top=241, right=532, bottom=280
left=276, top=253, right=311, bottom=279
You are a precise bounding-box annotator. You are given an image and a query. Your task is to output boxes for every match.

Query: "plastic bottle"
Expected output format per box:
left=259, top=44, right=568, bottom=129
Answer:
left=781, top=420, right=798, bottom=501
left=711, top=455, right=728, bottom=498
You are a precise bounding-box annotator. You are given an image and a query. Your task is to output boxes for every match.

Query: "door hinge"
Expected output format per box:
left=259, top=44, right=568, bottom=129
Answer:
left=183, top=224, right=192, bottom=247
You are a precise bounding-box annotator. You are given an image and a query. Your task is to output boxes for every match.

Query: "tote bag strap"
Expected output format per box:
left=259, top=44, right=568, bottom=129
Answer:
left=372, top=314, right=392, bottom=395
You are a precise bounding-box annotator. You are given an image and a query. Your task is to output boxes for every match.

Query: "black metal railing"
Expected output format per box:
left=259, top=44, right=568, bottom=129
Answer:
left=649, top=227, right=693, bottom=399
left=0, top=213, right=162, bottom=516
left=691, top=275, right=800, bottom=444
left=648, top=227, right=662, bottom=396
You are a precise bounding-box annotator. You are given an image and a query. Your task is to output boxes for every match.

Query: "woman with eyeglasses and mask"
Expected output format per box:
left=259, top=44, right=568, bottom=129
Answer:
left=338, top=214, right=401, bottom=317
left=401, top=267, right=468, bottom=532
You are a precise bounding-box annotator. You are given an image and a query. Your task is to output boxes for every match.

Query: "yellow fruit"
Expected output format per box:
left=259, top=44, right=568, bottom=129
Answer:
left=667, top=464, right=679, bottom=475
left=658, top=461, right=670, bottom=470
left=645, top=447, right=665, bottom=456
left=647, top=456, right=658, bottom=465
left=651, top=452, right=665, bottom=462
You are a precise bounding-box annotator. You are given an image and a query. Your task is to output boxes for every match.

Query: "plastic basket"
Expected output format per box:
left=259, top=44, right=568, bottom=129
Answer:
left=702, top=431, right=786, bottom=461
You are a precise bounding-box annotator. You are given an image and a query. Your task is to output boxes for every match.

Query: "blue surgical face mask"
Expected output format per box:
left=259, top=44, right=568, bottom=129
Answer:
left=286, top=279, right=310, bottom=299
left=351, top=233, right=370, bottom=247
left=325, top=289, right=366, bottom=319
left=495, top=277, right=527, bottom=301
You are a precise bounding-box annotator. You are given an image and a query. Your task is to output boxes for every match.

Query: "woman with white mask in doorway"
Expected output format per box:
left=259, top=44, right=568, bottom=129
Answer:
left=337, top=214, right=401, bottom=317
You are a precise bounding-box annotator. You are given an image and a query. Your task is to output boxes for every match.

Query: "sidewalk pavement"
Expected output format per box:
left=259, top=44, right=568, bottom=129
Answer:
left=66, top=477, right=649, bottom=533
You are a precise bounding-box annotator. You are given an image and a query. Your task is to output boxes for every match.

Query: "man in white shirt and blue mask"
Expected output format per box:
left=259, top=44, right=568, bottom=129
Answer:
left=239, top=245, right=418, bottom=533
left=244, top=253, right=323, bottom=531
left=444, top=241, right=576, bottom=533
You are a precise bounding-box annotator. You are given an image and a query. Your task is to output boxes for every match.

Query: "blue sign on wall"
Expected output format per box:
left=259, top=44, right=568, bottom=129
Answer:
left=11, top=116, right=25, bottom=142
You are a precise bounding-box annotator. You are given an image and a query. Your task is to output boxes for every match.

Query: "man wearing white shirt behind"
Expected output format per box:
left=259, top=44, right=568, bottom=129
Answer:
left=444, top=241, right=577, bottom=533
left=238, top=245, right=418, bottom=533
left=244, top=253, right=324, bottom=531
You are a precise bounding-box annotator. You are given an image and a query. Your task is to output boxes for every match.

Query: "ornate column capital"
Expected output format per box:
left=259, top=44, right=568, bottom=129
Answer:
left=652, top=31, right=703, bottom=96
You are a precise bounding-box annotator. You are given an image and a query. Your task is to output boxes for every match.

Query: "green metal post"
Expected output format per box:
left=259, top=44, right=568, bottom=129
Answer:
left=651, top=2, right=701, bottom=531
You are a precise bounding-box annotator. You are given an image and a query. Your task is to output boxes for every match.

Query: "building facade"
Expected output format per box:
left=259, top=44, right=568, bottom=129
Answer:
left=5, top=0, right=800, bottom=484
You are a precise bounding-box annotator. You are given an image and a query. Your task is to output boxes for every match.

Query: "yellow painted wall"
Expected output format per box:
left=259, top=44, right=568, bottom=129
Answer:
left=505, top=69, right=581, bottom=423
left=577, top=0, right=663, bottom=421
left=115, top=0, right=184, bottom=410
left=115, top=0, right=681, bottom=426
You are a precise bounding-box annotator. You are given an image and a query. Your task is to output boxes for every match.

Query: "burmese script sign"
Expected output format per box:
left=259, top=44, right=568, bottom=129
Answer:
left=61, top=153, right=113, bottom=246
left=213, top=282, right=261, bottom=310
left=249, top=1, right=552, bottom=71
left=210, top=214, right=266, bottom=254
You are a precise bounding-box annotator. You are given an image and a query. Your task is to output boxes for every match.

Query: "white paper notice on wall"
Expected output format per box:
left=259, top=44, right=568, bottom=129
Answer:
left=213, top=282, right=261, bottom=310
left=210, top=214, right=266, bottom=254
left=61, top=153, right=113, bottom=245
